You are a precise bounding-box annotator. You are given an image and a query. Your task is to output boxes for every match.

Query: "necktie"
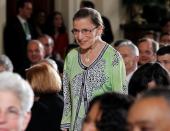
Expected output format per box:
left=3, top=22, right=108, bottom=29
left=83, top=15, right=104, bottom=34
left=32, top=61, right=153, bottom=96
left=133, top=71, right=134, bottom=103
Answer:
left=23, top=22, right=31, bottom=40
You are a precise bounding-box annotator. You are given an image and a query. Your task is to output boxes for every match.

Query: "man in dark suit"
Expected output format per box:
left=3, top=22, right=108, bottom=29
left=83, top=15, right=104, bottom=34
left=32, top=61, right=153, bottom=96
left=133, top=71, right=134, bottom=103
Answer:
left=38, top=34, right=64, bottom=75
left=4, top=0, right=35, bottom=78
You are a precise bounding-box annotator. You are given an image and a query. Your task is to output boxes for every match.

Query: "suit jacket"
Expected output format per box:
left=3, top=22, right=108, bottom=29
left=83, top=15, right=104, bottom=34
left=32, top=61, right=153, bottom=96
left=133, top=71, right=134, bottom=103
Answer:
left=3, top=16, right=35, bottom=78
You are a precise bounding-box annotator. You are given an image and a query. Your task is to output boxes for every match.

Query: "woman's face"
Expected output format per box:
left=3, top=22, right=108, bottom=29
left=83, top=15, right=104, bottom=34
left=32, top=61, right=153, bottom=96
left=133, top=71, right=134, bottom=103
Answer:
left=0, top=91, right=31, bottom=131
left=53, top=14, right=63, bottom=28
left=82, top=102, right=101, bottom=131
left=72, top=17, right=102, bottom=51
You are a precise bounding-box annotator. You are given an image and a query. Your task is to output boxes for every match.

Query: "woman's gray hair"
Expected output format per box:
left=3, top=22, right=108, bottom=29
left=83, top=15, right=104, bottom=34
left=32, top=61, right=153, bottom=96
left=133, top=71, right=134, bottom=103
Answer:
left=0, top=54, right=13, bottom=72
left=0, top=72, right=34, bottom=112
left=73, top=7, right=103, bottom=27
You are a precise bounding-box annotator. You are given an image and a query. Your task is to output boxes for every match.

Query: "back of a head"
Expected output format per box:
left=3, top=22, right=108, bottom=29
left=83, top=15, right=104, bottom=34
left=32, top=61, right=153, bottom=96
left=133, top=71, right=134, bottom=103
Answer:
left=0, top=54, right=13, bottom=72
left=88, top=92, right=134, bottom=131
left=140, top=88, right=170, bottom=104
left=80, top=1, right=95, bottom=9
left=157, top=45, right=170, bottom=56
left=0, top=72, right=34, bottom=112
left=39, top=58, right=59, bottom=72
left=128, top=62, right=170, bottom=97
left=26, top=63, right=61, bottom=94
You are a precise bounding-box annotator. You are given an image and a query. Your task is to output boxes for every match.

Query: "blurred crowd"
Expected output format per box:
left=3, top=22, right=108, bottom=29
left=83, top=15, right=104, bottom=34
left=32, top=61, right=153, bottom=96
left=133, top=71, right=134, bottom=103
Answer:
left=1, top=0, right=170, bottom=131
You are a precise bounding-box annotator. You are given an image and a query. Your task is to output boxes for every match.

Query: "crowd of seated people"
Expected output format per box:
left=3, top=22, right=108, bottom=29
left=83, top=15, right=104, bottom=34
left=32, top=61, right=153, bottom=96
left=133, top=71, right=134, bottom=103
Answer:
left=1, top=0, right=170, bottom=131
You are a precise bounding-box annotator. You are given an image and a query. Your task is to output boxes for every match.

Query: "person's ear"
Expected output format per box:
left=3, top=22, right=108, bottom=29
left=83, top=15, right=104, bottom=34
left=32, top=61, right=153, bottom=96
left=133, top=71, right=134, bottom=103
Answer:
left=21, top=112, right=31, bottom=130
left=97, top=26, right=104, bottom=36
left=135, top=56, right=139, bottom=63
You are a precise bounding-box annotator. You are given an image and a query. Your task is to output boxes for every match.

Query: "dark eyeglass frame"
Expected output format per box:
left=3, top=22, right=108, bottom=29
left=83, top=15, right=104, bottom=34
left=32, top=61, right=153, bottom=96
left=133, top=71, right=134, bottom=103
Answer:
left=71, top=26, right=98, bottom=35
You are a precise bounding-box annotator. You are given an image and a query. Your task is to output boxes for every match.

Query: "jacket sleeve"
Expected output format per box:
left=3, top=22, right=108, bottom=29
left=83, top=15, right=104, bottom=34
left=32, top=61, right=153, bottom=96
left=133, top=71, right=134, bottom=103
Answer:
left=60, top=55, right=71, bottom=129
left=111, top=49, right=127, bottom=94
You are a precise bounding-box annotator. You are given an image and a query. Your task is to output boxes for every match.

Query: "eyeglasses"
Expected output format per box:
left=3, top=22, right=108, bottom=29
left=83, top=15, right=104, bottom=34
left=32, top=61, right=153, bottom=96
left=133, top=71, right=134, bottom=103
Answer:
left=71, top=26, right=97, bottom=35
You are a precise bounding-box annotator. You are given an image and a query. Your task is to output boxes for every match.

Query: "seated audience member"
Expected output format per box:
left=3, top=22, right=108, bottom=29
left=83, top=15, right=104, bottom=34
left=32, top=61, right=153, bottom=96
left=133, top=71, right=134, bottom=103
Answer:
left=128, top=88, right=170, bottom=131
left=137, top=38, right=159, bottom=65
left=157, top=45, right=170, bottom=74
left=159, top=32, right=170, bottom=47
left=80, top=0, right=114, bottom=44
left=142, top=30, right=158, bottom=41
left=39, top=58, right=59, bottom=73
left=160, top=17, right=170, bottom=33
left=31, top=10, right=47, bottom=37
left=38, top=34, right=64, bottom=74
left=45, top=11, right=69, bottom=60
left=82, top=92, right=134, bottom=131
left=0, top=54, right=13, bottom=72
left=26, top=63, right=64, bottom=131
left=0, top=71, right=34, bottom=131
left=116, top=40, right=139, bottom=86
left=27, top=40, right=45, bottom=66
left=38, top=34, right=55, bottom=58
left=112, top=39, right=130, bottom=49
left=38, top=58, right=64, bottom=96
left=128, top=62, right=170, bottom=97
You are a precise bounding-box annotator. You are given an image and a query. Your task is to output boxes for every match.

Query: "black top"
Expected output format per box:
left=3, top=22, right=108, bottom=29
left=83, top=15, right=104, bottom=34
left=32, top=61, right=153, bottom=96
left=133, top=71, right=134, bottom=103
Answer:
left=26, top=93, right=64, bottom=131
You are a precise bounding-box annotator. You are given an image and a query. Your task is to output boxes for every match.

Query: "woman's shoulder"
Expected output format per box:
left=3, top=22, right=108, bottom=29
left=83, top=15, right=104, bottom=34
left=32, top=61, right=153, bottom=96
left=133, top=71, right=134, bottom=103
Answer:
left=105, top=44, right=120, bottom=55
left=66, top=47, right=79, bottom=58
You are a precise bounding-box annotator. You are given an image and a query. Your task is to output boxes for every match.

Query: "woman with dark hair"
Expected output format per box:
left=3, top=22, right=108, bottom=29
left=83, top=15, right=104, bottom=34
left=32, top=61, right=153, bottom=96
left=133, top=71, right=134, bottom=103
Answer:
left=82, top=92, right=134, bottom=131
left=31, top=10, right=47, bottom=37
left=45, top=11, right=69, bottom=60
left=128, top=62, right=170, bottom=97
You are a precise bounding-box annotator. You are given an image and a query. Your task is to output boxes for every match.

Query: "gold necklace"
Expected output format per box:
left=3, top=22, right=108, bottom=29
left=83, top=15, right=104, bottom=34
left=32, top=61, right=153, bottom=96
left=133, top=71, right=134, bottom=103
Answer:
left=85, top=49, right=91, bottom=63
left=83, top=42, right=99, bottom=63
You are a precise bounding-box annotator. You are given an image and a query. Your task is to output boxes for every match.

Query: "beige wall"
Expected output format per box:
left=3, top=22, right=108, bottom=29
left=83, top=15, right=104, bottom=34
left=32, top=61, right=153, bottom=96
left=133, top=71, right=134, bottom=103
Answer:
left=0, top=0, right=6, bottom=54
left=92, top=0, right=127, bottom=41
left=55, top=0, right=82, bottom=43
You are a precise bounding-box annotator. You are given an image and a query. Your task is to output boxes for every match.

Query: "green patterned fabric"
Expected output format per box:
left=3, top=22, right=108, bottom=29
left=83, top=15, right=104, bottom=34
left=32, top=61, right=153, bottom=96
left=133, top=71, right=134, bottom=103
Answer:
left=61, top=44, right=127, bottom=131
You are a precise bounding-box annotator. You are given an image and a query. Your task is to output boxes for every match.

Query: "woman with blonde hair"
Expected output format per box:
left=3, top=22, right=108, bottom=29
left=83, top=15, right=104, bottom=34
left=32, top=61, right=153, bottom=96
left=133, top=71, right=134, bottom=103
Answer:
left=26, top=63, right=64, bottom=131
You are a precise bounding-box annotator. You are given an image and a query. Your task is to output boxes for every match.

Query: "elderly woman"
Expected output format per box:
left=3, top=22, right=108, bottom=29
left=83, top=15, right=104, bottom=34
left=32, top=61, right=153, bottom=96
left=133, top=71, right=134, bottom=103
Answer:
left=61, top=8, right=126, bottom=131
left=0, top=71, right=34, bottom=131
left=26, top=63, right=64, bottom=131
